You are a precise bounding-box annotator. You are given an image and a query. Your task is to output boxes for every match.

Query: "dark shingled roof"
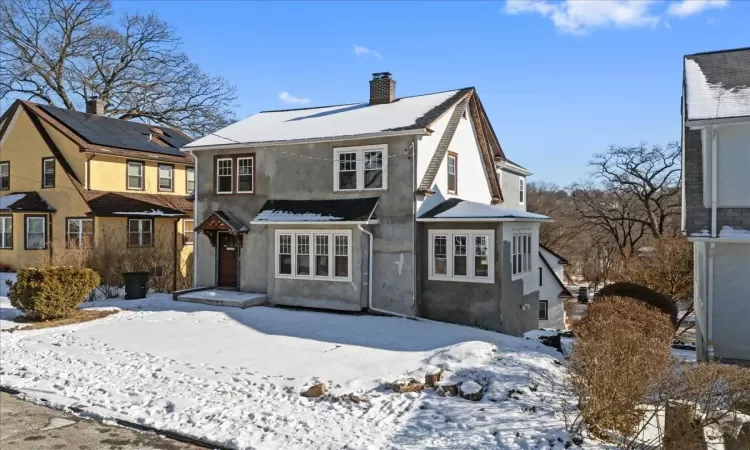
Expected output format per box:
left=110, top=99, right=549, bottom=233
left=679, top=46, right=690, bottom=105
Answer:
left=0, top=192, right=56, bottom=212
left=686, top=47, right=750, bottom=89
left=37, top=104, right=191, bottom=157
left=254, top=197, right=379, bottom=223
left=79, top=190, right=192, bottom=217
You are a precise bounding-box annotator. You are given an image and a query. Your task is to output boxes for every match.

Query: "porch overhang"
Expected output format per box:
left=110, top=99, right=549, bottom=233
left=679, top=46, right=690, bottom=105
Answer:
left=195, top=210, right=248, bottom=246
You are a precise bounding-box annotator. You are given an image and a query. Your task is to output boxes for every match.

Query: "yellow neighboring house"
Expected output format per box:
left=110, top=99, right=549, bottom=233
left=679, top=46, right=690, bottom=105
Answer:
left=0, top=98, right=194, bottom=289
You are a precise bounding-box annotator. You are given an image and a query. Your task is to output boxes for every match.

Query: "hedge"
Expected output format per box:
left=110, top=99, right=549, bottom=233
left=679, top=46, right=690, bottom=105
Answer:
left=9, top=266, right=100, bottom=321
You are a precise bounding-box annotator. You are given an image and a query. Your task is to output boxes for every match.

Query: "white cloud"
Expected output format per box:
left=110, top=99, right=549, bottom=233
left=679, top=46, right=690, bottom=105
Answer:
left=278, top=91, right=310, bottom=105
left=353, top=45, right=383, bottom=59
left=667, top=0, right=727, bottom=18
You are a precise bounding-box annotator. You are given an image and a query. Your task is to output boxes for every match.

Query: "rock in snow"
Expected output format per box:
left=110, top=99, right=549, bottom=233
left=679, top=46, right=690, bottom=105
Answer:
left=301, top=383, right=327, bottom=397
left=460, top=381, right=484, bottom=401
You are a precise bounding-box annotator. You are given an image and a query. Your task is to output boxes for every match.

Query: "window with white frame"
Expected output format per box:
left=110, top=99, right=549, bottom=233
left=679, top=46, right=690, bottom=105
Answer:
left=67, top=218, right=93, bottom=248
left=42, top=158, right=55, bottom=188
left=216, top=158, right=233, bottom=194
left=237, top=156, right=254, bottom=193
left=186, top=167, right=195, bottom=194
left=158, top=164, right=173, bottom=191
left=519, top=178, right=525, bottom=205
left=128, top=218, right=153, bottom=247
left=0, top=162, right=9, bottom=190
left=275, top=230, right=351, bottom=281
left=334, top=145, right=387, bottom=191
left=512, top=229, right=532, bottom=277
left=447, top=153, right=457, bottom=194
left=429, top=230, right=494, bottom=283
left=127, top=161, right=144, bottom=190
left=0, top=216, right=11, bottom=248
left=25, top=216, right=46, bottom=249
left=539, top=300, right=548, bottom=320
left=183, top=219, right=194, bottom=245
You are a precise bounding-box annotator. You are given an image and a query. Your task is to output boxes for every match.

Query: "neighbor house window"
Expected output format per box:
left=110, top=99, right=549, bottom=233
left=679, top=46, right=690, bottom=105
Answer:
left=539, top=300, right=548, bottom=321
left=42, top=158, right=55, bottom=188
left=66, top=218, right=93, bottom=248
left=429, top=230, right=494, bottom=283
left=512, top=229, right=533, bottom=277
left=0, top=162, right=9, bottom=190
left=275, top=230, right=351, bottom=281
left=186, top=167, right=195, bottom=194
left=333, top=145, right=387, bottom=191
left=127, top=161, right=144, bottom=190
left=25, top=216, right=46, bottom=249
left=216, top=158, right=233, bottom=194
left=237, top=156, right=254, bottom=193
left=519, top=178, right=525, bottom=205
left=158, top=164, right=173, bottom=191
left=183, top=219, right=194, bottom=245
left=128, top=218, right=153, bottom=247
left=0, top=216, right=12, bottom=248
left=447, top=152, right=457, bottom=194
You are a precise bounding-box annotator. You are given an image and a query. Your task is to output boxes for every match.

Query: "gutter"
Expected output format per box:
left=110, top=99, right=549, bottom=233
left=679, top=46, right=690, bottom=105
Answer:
left=249, top=220, right=379, bottom=226
left=173, top=218, right=179, bottom=292
left=686, top=116, right=750, bottom=127
left=192, top=152, right=198, bottom=288
left=416, top=217, right=552, bottom=223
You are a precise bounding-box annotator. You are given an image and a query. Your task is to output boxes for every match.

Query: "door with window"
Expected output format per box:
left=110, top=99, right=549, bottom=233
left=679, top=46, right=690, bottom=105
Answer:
left=218, top=232, right=238, bottom=288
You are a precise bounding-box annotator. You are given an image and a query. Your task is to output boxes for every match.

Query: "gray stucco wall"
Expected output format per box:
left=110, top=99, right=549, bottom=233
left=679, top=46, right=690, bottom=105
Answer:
left=499, top=169, right=525, bottom=211
left=418, top=222, right=538, bottom=336
left=194, top=135, right=418, bottom=314
left=684, top=128, right=750, bottom=235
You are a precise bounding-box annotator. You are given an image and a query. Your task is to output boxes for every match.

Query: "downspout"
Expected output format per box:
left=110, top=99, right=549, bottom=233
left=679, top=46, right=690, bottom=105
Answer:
left=173, top=218, right=179, bottom=292
left=85, top=154, right=95, bottom=190
left=191, top=153, right=198, bottom=288
left=710, top=126, right=717, bottom=238
left=707, top=126, right=718, bottom=360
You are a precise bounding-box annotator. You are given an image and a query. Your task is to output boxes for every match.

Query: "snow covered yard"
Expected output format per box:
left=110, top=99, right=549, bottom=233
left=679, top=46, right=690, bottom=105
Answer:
left=0, top=294, right=601, bottom=449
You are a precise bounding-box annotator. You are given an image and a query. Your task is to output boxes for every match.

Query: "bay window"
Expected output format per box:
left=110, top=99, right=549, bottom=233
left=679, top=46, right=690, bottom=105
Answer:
left=276, top=230, right=351, bottom=281
left=333, top=145, right=387, bottom=191
left=429, top=229, right=494, bottom=283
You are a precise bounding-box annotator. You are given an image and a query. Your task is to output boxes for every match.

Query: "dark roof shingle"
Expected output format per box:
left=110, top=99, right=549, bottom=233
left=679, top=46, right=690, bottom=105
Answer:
left=253, top=197, right=379, bottom=223
left=79, top=190, right=192, bottom=217
left=0, top=192, right=56, bottom=212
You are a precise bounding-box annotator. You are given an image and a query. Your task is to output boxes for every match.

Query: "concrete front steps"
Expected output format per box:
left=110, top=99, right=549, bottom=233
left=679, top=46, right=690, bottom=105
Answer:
left=175, top=288, right=267, bottom=309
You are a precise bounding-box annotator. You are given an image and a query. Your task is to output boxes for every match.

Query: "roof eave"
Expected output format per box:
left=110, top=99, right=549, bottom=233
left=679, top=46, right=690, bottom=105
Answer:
left=686, top=115, right=750, bottom=127
left=416, top=217, right=552, bottom=223
left=496, top=159, right=532, bottom=176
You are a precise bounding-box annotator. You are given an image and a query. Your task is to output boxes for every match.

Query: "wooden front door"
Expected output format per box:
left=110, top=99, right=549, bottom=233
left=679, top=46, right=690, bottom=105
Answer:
left=218, top=232, right=238, bottom=288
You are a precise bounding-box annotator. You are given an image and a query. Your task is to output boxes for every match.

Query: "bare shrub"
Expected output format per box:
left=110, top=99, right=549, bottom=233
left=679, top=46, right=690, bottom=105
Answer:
left=177, top=252, right=194, bottom=291
left=594, top=282, right=678, bottom=326
left=118, top=224, right=176, bottom=293
left=570, top=297, right=674, bottom=439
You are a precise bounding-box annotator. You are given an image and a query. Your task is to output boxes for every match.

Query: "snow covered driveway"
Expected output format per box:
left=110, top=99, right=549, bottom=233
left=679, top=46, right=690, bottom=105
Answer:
left=1, top=295, right=588, bottom=449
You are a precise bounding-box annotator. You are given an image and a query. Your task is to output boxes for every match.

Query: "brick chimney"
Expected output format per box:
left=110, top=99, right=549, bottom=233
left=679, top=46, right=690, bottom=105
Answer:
left=369, top=72, right=396, bottom=105
left=86, top=96, right=105, bottom=115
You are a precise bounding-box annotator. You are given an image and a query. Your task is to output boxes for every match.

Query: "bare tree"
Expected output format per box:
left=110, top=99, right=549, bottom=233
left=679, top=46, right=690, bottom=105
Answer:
left=0, top=0, right=236, bottom=136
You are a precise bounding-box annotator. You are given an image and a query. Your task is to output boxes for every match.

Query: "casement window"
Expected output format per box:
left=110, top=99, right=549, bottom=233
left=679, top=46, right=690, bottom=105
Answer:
left=0, top=216, right=12, bottom=249
left=66, top=218, right=93, bottom=248
left=42, top=158, right=55, bottom=188
left=519, top=178, right=525, bottom=205
left=186, top=167, right=195, bottom=194
left=237, top=157, right=254, bottom=193
left=183, top=219, right=194, bottom=245
left=128, top=218, right=153, bottom=247
left=158, top=164, right=173, bottom=191
left=216, top=158, right=233, bottom=194
left=447, top=152, right=458, bottom=194
left=275, top=230, right=351, bottom=281
left=127, top=161, right=144, bottom=190
left=539, top=300, right=548, bottom=321
left=0, top=162, right=9, bottom=190
left=333, top=145, right=387, bottom=191
left=428, top=230, right=494, bottom=283
left=25, top=216, right=46, bottom=249
left=512, top=229, right=533, bottom=277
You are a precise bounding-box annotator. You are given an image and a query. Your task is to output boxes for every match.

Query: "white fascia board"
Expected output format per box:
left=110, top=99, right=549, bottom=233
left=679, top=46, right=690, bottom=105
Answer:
left=495, top=160, right=532, bottom=177
left=688, top=236, right=750, bottom=244
left=183, top=129, right=429, bottom=152
left=416, top=217, right=552, bottom=223
left=686, top=116, right=750, bottom=127
left=249, top=220, right=380, bottom=226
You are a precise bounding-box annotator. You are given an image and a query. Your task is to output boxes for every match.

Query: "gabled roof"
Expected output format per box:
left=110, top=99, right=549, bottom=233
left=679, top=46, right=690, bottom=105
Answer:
left=540, top=244, right=569, bottom=265
left=186, top=89, right=473, bottom=148
left=0, top=192, right=55, bottom=212
left=539, top=250, right=574, bottom=298
left=418, top=198, right=549, bottom=221
left=684, top=47, right=750, bottom=122
left=196, top=210, right=248, bottom=232
left=251, top=197, right=379, bottom=224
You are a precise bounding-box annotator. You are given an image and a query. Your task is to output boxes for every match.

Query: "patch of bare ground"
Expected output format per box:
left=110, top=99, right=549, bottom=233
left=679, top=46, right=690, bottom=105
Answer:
left=3, top=309, right=118, bottom=332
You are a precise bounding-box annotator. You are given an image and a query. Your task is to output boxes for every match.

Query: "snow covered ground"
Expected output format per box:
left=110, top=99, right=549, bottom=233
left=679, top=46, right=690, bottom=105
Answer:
left=0, top=294, right=605, bottom=449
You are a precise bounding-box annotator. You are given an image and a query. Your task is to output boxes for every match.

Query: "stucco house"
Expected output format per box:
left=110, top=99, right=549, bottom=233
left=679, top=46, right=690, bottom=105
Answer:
left=0, top=99, right=194, bottom=289
left=185, top=73, right=549, bottom=336
left=682, top=47, right=750, bottom=364
left=538, top=245, right=573, bottom=330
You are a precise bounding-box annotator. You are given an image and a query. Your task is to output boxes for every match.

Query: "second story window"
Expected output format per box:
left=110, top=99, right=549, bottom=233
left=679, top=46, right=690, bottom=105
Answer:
left=519, top=178, right=525, bottom=205
left=186, top=167, right=195, bottom=194
left=333, top=145, right=388, bottom=191
left=0, top=162, right=9, bottom=190
left=447, top=152, right=458, bottom=194
left=237, top=157, right=254, bottom=193
left=158, top=164, right=173, bottom=191
left=216, top=158, right=233, bottom=194
left=127, top=161, right=144, bottom=190
left=42, top=158, right=55, bottom=188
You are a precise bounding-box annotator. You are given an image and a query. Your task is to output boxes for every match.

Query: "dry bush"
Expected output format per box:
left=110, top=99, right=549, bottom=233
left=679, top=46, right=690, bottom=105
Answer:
left=177, top=253, right=194, bottom=291
left=87, top=228, right=127, bottom=296
left=570, top=297, right=674, bottom=439
left=10, top=267, right=100, bottom=320
left=594, top=282, right=678, bottom=326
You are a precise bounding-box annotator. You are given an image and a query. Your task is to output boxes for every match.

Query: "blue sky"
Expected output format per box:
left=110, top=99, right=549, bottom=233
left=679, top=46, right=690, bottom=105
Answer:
left=112, top=1, right=746, bottom=184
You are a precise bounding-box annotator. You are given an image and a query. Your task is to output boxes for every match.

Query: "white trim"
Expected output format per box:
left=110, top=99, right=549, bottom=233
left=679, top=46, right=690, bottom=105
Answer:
left=183, top=219, right=194, bottom=245
left=66, top=217, right=93, bottom=248
left=128, top=218, right=153, bottom=247
left=127, top=160, right=144, bottom=190
left=0, top=216, right=11, bottom=248
left=183, top=129, right=429, bottom=152
left=158, top=163, right=173, bottom=192
left=511, top=228, right=533, bottom=279
left=236, top=156, right=254, bottom=193
left=333, top=144, right=388, bottom=192
left=417, top=217, right=551, bottom=223
left=25, top=216, right=47, bottom=249
left=447, top=153, right=457, bottom=194
left=688, top=236, right=750, bottom=243
left=274, top=229, right=352, bottom=282
left=496, top=160, right=532, bottom=177
left=216, top=157, right=233, bottom=194
left=186, top=166, right=195, bottom=195
left=686, top=116, right=750, bottom=127
left=250, top=219, right=378, bottom=225
left=428, top=229, right=495, bottom=284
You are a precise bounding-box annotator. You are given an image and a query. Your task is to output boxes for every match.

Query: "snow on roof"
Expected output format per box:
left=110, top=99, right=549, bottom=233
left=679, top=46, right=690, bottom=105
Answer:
left=419, top=198, right=549, bottom=221
left=0, top=193, right=27, bottom=209
left=689, top=226, right=750, bottom=238
left=685, top=49, right=750, bottom=121
left=113, top=209, right=185, bottom=217
left=254, top=211, right=343, bottom=222
left=186, top=90, right=464, bottom=148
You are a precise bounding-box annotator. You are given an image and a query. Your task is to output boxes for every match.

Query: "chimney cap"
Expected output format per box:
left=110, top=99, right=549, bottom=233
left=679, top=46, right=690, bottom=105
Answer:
left=372, top=72, right=392, bottom=80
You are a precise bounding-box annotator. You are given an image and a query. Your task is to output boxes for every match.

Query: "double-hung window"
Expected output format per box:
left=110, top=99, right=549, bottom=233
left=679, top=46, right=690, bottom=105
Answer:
left=158, top=164, right=173, bottom=191
left=334, top=145, right=387, bottom=191
left=183, top=219, right=194, bottom=245
left=216, top=158, right=233, bottom=194
left=25, top=216, right=46, bottom=249
left=237, top=157, right=254, bottom=193
left=186, top=167, right=195, bottom=194
left=519, top=178, right=525, bottom=205
left=447, top=152, right=458, bottom=194
left=0, top=216, right=11, bottom=248
left=67, top=218, right=93, bottom=248
left=42, top=158, right=55, bottom=188
left=0, top=162, right=9, bottom=190
left=429, top=230, right=494, bottom=283
left=539, top=300, right=548, bottom=321
left=512, top=229, right=533, bottom=277
left=128, top=218, right=153, bottom=247
left=127, top=161, right=144, bottom=190
left=275, top=230, right=351, bottom=281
